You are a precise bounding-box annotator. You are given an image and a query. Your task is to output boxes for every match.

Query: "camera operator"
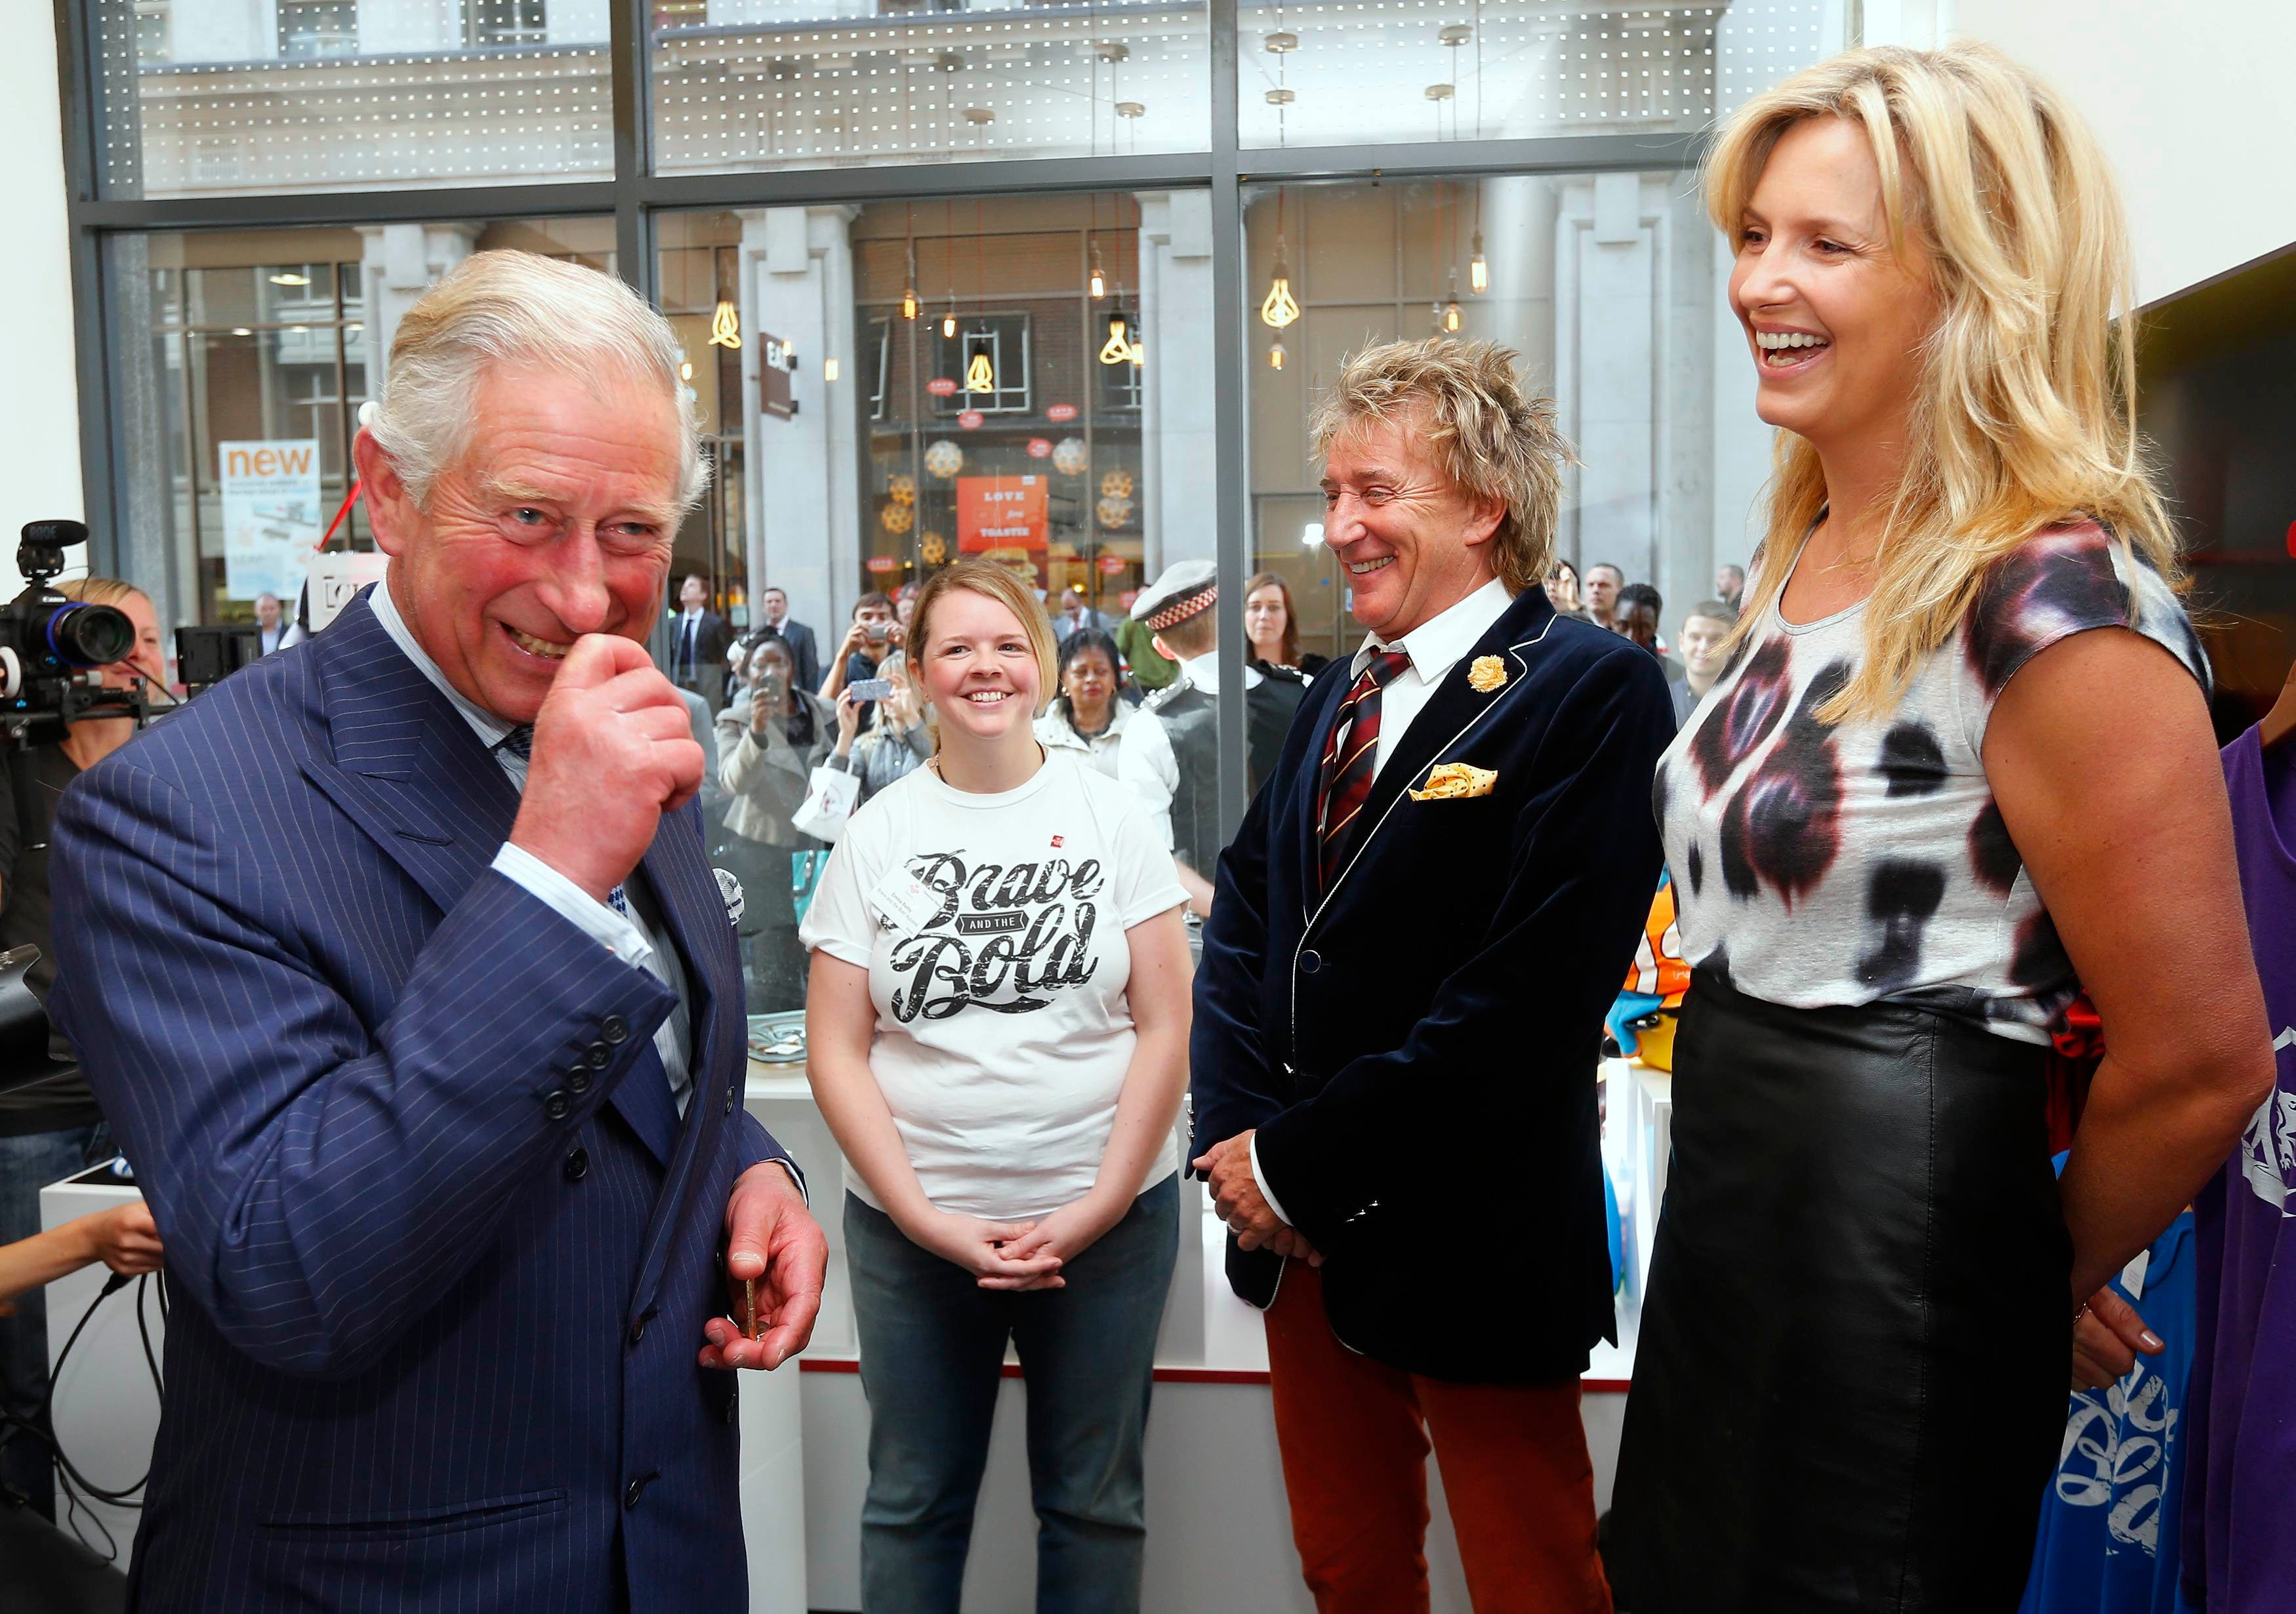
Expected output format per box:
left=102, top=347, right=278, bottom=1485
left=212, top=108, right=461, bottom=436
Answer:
left=0, top=575, right=163, bottom=1521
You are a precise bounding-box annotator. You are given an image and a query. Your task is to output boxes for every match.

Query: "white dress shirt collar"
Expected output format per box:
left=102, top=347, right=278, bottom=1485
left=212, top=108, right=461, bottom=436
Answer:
left=367, top=578, right=518, bottom=752
left=1351, top=575, right=1515, bottom=687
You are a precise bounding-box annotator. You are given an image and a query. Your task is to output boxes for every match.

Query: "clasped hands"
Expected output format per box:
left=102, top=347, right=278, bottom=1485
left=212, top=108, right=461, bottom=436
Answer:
left=901, top=1191, right=1132, bottom=1292
left=1194, top=1131, right=1321, bottom=1266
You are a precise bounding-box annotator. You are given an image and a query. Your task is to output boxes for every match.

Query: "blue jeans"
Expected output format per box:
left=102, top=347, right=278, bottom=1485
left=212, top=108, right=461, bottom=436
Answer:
left=0, top=1121, right=112, bottom=1520
left=846, top=1175, right=1179, bottom=1614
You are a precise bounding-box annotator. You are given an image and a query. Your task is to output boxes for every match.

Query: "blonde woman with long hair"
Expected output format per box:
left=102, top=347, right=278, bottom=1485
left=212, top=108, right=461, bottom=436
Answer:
left=799, top=560, right=1191, bottom=1613
left=1607, top=43, right=2275, bottom=1610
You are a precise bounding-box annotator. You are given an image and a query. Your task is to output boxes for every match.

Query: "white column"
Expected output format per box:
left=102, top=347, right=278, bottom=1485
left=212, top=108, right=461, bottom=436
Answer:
left=1550, top=172, right=1727, bottom=617
left=356, top=224, right=480, bottom=375
left=1134, top=190, right=1216, bottom=575
left=1554, top=172, right=1655, bottom=585
left=741, top=205, right=859, bottom=635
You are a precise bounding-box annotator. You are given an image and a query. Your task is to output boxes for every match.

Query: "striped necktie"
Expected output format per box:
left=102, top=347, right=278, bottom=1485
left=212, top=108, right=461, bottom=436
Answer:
left=1314, top=649, right=1411, bottom=891
left=499, top=725, right=632, bottom=919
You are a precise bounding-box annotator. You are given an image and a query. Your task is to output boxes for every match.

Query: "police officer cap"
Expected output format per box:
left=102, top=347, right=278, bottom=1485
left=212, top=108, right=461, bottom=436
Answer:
left=1132, top=559, right=1218, bottom=630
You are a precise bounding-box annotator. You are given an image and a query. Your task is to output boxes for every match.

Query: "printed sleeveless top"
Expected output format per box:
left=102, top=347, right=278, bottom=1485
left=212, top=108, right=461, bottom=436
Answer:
left=1654, top=520, right=2209, bottom=1043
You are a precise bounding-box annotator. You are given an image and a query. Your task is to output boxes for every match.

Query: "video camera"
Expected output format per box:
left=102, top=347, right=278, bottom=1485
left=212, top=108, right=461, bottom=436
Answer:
left=0, top=520, right=146, bottom=748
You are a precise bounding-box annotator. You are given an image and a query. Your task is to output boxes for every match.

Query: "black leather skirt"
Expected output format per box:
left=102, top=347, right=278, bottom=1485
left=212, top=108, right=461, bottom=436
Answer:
left=1607, top=971, right=2071, bottom=1614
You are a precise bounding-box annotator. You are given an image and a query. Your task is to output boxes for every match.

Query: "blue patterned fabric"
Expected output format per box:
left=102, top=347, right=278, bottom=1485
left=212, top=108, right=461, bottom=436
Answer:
left=49, top=588, right=792, bottom=1613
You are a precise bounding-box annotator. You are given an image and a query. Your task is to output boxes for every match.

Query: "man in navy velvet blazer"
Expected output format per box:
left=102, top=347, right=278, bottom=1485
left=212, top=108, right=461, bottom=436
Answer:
left=1192, top=340, right=1673, bottom=1613
left=49, top=251, right=826, bottom=1613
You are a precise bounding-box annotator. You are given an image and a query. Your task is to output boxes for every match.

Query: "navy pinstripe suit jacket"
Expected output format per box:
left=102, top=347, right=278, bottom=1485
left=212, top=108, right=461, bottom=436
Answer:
left=50, top=590, right=792, bottom=1613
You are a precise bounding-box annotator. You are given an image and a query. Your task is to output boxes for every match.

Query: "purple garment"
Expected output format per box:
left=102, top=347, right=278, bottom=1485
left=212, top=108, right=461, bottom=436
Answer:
left=2183, top=726, right=2296, bottom=1612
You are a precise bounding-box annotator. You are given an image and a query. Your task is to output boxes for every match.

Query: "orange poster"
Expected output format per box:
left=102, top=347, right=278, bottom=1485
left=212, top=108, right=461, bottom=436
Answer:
left=957, top=474, right=1049, bottom=552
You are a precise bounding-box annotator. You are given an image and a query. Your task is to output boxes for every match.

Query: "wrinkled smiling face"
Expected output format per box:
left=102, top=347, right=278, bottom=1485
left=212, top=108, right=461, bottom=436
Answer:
left=361, top=359, right=683, bottom=724
left=1319, top=405, right=1505, bottom=641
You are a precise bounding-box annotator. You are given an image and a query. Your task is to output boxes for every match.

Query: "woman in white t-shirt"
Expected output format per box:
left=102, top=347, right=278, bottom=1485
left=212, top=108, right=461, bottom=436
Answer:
left=800, top=559, right=1191, bottom=1614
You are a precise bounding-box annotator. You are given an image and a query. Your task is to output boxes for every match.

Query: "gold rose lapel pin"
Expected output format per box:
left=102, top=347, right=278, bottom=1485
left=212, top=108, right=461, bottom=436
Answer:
left=1467, top=655, right=1509, bottom=693
left=1409, top=761, right=1499, bottom=802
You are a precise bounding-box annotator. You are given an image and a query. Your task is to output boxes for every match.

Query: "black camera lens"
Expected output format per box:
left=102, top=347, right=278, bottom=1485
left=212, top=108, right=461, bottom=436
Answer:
left=45, top=603, right=134, bottom=668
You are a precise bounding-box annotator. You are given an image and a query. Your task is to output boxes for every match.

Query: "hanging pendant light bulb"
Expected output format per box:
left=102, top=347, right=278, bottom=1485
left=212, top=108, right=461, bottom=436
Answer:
left=1268, top=338, right=1287, bottom=372
left=1089, top=241, right=1107, bottom=300
left=903, top=285, right=921, bottom=321
left=943, top=302, right=958, bottom=340
left=965, top=349, right=995, bottom=393
left=1445, top=299, right=1462, bottom=333
left=1469, top=230, right=1488, bottom=294
left=1261, top=242, right=1300, bottom=330
left=1099, top=314, right=1131, bottom=366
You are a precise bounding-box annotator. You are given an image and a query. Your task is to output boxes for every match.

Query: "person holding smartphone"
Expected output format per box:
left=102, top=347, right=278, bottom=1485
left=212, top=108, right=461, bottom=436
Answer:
left=801, top=559, right=1191, bottom=1613
left=820, top=592, right=902, bottom=733
left=827, top=652, right=932, bottom=816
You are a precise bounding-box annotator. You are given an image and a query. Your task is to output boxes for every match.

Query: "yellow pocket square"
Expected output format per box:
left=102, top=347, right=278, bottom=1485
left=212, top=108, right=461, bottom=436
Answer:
left=1409, top=762, right=1498, bottom=801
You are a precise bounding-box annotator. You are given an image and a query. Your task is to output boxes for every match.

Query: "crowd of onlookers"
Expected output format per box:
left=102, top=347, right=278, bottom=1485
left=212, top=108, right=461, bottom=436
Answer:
left=675, top=555, right=1748, bottom=1016
left=1541, top=557, right=1748, bottom=729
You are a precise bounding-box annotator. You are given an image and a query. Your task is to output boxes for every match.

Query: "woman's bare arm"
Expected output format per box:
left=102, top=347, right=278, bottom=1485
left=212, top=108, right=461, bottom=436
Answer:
left=1986, top=626, right=2275, bottom=1305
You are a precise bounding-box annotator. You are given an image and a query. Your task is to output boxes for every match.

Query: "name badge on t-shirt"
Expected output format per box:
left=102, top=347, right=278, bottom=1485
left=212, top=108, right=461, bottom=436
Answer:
left=869, top=866, right=945, bottom=935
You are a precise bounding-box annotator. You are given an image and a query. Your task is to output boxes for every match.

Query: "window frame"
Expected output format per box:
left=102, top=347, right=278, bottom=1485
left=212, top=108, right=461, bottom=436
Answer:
left=55, top=0, right=1719, bottom=845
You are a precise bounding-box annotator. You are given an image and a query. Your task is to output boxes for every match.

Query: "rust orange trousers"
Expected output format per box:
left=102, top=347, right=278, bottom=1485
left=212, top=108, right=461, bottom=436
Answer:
left=1262, top=1261, right=1612, bottom=1614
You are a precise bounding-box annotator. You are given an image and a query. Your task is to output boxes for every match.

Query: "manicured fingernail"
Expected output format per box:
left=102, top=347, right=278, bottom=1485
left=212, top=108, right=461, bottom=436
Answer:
left=2141, top=1331, right=2162, bottom=1350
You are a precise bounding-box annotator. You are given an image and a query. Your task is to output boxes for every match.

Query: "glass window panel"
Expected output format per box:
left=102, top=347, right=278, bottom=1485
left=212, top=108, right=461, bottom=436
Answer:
left=649, top=1, right=1210, bottom=174
left=1244, top=168, right=1761, bottom=687
left=107, top=217, right=616, bottom=647
left=91, top=0, right=613, bottom=197
left=1237, top=0, right=1847, bottom=150
left=659, top=192, right=1220, bottom=1022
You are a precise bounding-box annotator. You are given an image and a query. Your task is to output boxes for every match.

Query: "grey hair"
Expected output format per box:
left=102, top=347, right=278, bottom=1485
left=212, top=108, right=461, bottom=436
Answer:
left=367, top=249, right=708, bottom=514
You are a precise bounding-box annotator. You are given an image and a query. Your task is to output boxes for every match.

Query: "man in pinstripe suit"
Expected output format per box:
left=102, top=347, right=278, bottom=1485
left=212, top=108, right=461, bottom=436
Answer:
left=48, top=251, right=827, bottom=1612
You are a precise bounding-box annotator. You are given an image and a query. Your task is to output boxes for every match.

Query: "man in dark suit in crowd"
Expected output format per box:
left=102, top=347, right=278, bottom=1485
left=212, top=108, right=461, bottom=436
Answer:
left=50, top=249, right=826, bottom=1613
left=755, top=585, right=819, bottom=694
left=669, top=573, right=735, bottom=710
left=255, top=590, right=292, bottom=653
left=1191, top=338, right=1673, bottom=1613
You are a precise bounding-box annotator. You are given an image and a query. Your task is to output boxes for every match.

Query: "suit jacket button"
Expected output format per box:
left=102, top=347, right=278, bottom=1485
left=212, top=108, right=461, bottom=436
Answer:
left=602, top=1015, right=630, bottom=1045
left=584, top=1044, right=613, bottom=1070
left=564, top=1148, right=590, bottom=1182
left=567, top=1069, right=594, bottom=1096
left=629, top=1316, right=647, bottom=1346
left=625, top=1475, right=653, bottom=1510
left=1300, top=949, right=1322, bottom=975
left=543, top=1090, right=571, bottom=1120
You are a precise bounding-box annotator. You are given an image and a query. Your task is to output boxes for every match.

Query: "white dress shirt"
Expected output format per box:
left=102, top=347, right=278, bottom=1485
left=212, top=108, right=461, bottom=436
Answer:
left=1253, top=575, right=1517, bottom=1230
left=369, top=582, right=697, bottom=1116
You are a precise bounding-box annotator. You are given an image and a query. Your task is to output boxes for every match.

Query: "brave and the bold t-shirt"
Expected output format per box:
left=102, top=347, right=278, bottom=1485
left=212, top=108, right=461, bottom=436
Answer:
left=1655, top=520, right=2208, bottom=1042
left=799, top=750, right=1187, bottom=1221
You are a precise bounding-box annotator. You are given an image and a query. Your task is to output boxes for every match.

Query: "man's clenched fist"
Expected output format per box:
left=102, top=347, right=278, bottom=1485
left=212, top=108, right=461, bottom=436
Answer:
left=509, top=634, right=705, bottom=904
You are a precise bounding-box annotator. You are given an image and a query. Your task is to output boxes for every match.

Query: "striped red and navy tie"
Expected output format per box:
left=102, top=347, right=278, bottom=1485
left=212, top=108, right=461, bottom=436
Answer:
left=1314, top=649, right=1411, bottom=891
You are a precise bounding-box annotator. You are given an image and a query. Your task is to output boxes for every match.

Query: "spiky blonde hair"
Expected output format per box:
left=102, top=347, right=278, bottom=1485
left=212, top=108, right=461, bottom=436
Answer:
left=1708, top=40, right=2179, bottom=723
left=1309, top=338, right=1574, bottom=594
